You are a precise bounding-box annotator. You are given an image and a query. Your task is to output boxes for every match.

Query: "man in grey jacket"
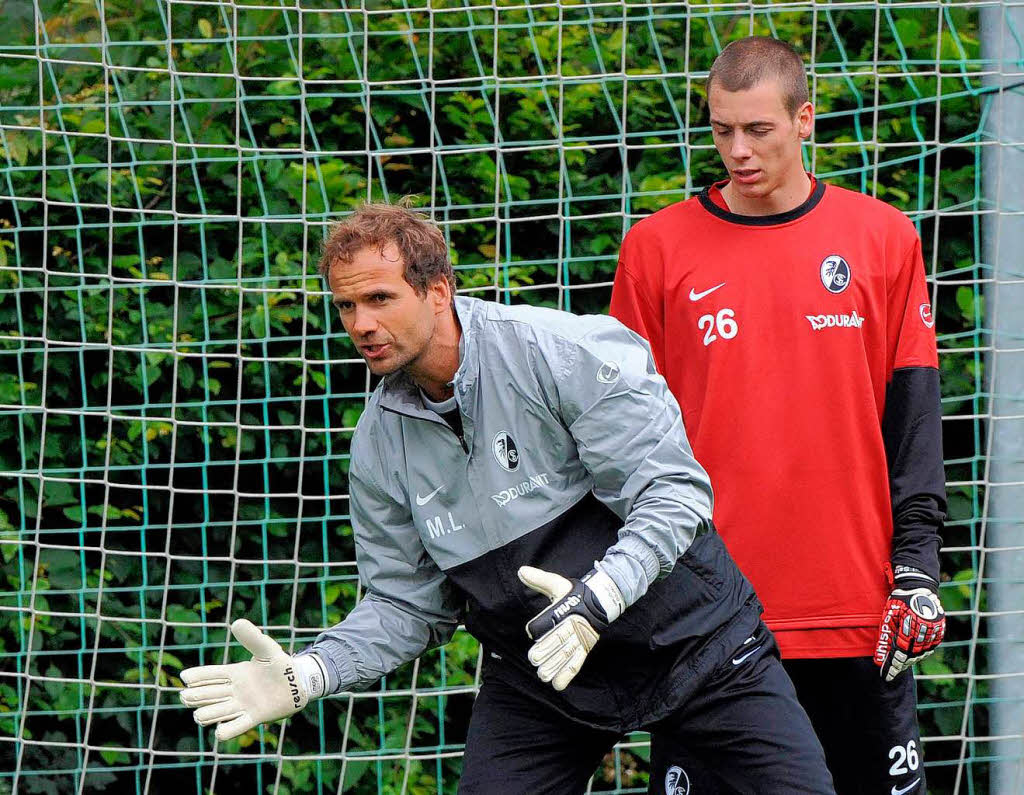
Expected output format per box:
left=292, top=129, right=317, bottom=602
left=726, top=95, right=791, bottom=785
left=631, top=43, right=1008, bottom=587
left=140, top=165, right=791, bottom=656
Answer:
left=178, top=203, right=834, bottom=793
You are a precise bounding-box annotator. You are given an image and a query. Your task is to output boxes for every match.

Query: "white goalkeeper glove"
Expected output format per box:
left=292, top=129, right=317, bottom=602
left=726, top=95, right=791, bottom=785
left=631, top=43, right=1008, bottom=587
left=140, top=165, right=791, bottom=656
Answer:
left=519, top=565, right=625, bottom=692
left=178, top=618, right=328, bottom=741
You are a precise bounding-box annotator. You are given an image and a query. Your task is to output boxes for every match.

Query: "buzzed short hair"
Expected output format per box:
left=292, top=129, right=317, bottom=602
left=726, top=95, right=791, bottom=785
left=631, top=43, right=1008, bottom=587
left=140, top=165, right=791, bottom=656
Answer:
left=707, top=36, right=809, bottom=116
left=318, top=200, right=456, bottom=297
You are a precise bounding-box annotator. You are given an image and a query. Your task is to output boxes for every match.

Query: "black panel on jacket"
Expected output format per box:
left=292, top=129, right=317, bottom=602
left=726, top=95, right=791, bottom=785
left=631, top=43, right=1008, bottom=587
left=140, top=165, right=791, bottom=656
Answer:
left=882, top=366, right=946, bottom=582
left=442, top=492, right=761, bottom=733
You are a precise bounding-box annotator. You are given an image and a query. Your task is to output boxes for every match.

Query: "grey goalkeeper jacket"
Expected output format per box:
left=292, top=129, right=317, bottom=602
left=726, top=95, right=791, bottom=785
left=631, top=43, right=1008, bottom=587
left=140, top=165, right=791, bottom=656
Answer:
left=305, top=296, right=760, bottom=731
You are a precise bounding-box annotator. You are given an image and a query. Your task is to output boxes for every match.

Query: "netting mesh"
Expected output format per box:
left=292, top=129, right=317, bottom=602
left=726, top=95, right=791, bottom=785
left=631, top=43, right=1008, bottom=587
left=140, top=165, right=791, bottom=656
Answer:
left=0, top=1, right=1016, bottom=793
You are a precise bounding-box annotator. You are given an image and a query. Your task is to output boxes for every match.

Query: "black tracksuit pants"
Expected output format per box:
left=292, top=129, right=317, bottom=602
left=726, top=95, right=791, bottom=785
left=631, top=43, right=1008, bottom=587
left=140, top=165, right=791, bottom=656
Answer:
left=457, top=624, right=835, bottom=794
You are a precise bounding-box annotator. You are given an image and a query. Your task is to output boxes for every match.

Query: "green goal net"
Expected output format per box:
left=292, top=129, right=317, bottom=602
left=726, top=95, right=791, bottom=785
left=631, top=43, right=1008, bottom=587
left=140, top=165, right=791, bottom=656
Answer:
left=0, top=1, right=1012, bottom=793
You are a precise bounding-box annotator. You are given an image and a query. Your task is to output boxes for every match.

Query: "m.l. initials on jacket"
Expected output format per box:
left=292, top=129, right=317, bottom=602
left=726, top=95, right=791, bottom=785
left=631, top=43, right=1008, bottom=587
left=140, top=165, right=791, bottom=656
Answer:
left=426, top=512, right=464, bottom=539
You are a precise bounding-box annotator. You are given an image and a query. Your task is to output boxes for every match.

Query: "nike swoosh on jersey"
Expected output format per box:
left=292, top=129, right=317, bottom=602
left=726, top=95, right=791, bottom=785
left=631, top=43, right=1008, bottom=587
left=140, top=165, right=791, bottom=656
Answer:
left=416, top=486, right=443, bottom=506
left=731, top=644, right=763, bottom=665
left=891, top=778, right=921, bottom=795
left=688, top=282, right=726, bottom=301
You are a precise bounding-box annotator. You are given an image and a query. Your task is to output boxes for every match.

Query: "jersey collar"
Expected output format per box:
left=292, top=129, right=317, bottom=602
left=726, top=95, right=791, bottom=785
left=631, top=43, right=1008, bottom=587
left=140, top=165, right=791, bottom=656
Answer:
left=698, top=176, right=826, bottom=226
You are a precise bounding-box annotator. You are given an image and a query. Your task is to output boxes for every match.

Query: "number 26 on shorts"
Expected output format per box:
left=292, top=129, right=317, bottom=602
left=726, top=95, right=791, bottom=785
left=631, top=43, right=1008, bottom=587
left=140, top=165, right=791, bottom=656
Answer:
left=889, top=740, right=920, bottom=776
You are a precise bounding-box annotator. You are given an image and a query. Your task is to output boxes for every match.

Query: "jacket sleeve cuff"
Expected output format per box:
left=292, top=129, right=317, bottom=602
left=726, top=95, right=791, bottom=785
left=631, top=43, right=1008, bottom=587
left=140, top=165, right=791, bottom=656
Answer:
left=598, top=533, right=662, bottom=608
left=297, top=642, right=358, bottom=695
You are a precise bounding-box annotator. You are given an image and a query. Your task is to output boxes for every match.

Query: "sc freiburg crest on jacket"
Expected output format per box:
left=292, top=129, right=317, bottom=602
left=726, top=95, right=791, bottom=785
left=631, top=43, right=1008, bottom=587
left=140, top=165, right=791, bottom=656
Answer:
left=492, top=431, right=519, bottom=471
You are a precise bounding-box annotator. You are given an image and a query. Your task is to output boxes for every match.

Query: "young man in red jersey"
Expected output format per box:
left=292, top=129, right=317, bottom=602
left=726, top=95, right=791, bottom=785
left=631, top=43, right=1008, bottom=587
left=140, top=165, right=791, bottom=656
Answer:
left=610, top=37, right=946, bottom=794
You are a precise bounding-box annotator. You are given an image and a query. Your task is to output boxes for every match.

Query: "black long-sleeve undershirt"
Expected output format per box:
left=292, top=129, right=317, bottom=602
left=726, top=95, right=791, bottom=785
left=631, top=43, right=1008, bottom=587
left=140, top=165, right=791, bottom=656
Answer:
left=882, top=366, right=946, bottom=582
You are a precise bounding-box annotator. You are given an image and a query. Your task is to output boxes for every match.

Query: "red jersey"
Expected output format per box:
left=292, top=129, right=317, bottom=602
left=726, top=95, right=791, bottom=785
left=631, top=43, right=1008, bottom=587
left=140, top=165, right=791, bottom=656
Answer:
left=611, top=179, right=942, bottom=658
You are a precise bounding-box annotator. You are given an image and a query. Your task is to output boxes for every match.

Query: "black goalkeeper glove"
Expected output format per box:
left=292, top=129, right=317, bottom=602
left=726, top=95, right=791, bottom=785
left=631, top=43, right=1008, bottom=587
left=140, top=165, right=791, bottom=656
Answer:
left=874, top=566, right=945, bottom=682
left=518, top=565, right=625, bottom=691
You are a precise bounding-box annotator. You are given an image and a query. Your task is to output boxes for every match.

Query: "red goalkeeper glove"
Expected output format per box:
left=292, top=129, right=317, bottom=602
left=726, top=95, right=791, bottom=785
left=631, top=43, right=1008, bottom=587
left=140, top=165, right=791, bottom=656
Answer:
left=874, top=566, right=945, bottom=682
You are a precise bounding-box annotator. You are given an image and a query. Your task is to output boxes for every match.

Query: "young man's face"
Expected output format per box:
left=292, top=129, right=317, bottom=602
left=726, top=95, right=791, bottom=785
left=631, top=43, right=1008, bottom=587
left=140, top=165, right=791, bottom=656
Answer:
left=328, top=242, right=450, bottom=376
left=708, top=78, right=813, bottom=203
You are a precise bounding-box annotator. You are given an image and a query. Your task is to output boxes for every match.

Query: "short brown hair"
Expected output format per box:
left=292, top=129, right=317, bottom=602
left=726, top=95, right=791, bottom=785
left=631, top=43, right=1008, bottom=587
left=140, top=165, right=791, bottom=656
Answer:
left=707, top=36, right=809, bottom=116
left=318, top=201, right=455, bottom=296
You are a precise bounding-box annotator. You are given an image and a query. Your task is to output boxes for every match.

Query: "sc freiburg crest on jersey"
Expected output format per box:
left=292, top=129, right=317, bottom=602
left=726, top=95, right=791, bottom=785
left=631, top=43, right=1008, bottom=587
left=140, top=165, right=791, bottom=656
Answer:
left=819, top=254, right=851, bottom=293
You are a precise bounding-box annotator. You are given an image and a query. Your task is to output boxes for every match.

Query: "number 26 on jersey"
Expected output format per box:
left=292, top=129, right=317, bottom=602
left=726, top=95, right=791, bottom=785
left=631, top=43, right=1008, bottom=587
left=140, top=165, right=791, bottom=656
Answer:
left=698, top=308, right=738, bottom=346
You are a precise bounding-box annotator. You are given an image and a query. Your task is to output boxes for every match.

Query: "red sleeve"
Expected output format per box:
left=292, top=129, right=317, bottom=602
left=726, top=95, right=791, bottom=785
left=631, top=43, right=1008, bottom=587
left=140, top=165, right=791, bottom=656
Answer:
left=610, top=227, right=666, bottom=373
left=888, top=234, right=939, bottom=374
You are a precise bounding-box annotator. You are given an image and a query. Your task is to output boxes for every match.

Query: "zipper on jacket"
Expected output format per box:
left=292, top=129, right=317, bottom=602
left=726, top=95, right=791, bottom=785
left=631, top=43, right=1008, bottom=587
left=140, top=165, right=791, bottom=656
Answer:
left=441, top=407, right=469, bottom=453
left=381, top=404, right=469, bottom=454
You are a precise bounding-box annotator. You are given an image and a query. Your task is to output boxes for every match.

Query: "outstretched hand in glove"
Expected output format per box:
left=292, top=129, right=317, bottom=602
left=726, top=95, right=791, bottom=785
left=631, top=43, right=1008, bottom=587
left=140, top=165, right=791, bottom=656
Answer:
left=179, top=619, right=327, bottom=741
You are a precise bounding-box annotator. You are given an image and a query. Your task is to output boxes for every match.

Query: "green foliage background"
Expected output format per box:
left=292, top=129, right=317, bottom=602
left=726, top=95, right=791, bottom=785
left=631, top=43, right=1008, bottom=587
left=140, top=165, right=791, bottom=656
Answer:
left=0, top=1, right=992, bottom=793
